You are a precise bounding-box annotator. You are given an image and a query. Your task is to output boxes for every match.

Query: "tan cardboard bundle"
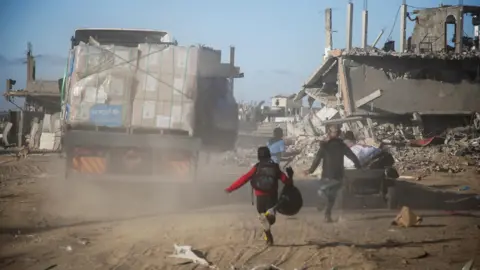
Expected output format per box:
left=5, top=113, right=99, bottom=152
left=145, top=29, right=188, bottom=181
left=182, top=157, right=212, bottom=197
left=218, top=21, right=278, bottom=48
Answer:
left=67, top=42, right=138, bottom=126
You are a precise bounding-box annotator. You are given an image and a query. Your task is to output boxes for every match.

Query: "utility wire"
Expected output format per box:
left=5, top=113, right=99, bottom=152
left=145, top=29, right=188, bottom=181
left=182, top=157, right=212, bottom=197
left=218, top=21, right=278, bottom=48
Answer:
left=406, top=4, right=431, bottom=10
left=386, top=5, right=401, bottom=41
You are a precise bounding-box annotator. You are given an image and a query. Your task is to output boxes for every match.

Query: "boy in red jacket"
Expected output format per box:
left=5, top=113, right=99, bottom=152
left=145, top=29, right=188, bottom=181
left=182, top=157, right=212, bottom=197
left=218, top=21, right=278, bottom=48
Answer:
left=225, top=146, right=291, bottom=245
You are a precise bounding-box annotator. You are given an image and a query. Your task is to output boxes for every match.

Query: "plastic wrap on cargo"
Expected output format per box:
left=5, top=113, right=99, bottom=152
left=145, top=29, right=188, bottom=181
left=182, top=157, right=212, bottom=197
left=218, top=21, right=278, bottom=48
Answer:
left=66, top=42, right=239, bottom=150
left=73, top=42, right=138, bottom=80
left=67, top=69, right=136, bottom=127
left=132, top=44, right=198, bottom=133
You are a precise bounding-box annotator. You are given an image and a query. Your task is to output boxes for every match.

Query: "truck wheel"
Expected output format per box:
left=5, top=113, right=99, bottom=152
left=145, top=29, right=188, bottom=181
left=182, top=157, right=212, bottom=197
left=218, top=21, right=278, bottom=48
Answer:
left=387, top=186, right=398, bottom=210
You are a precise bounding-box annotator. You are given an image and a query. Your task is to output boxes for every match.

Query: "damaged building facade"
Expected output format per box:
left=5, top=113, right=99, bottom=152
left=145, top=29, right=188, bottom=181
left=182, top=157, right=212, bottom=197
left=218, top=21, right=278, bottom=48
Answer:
left=296, top=4, right=480, bottom=140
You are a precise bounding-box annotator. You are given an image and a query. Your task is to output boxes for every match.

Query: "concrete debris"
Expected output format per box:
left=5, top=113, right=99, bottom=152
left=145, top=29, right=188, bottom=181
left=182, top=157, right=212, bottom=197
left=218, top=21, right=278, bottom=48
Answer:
left=286, top=107, right=339, bottom=137
left=392, top=136, right=480, bottom=177
left=340, top=47, right=480, bottom=60
left=462, top=259, right=474, bottom=270
left=286, top=136, right=323, bottom=170
left=221, top=108, right=480, bottom=182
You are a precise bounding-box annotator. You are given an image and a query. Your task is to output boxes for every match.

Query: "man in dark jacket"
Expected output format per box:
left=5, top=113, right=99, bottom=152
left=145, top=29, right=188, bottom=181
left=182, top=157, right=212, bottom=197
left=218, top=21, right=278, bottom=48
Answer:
left=304, top=125, right=362, bottom=222
left=225, top=146, right=291, bottom=245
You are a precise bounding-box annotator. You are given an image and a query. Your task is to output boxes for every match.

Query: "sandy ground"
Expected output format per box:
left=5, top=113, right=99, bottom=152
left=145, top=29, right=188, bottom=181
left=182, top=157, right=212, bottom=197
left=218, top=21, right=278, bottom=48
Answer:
left=0, top=154, right=479, bottom=270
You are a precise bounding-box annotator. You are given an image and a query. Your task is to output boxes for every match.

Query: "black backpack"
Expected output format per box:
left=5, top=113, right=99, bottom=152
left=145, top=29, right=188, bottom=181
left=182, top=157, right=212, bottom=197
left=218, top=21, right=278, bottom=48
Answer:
left=250, top=161, right=280, bottom=193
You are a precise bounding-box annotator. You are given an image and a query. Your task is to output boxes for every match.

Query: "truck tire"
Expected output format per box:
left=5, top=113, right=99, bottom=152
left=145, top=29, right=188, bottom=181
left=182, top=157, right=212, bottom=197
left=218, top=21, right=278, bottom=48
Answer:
left=387, top=186, right=398, bottom=210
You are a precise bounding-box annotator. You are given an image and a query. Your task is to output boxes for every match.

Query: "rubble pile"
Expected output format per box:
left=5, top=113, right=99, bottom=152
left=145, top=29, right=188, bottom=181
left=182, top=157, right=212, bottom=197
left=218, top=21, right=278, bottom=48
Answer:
left=285, top=136, right=324, bottom=169
left=386, top=134, right=480, bottom=178
left=391, top=145, right=469, bottom=177
left=219, top=110, right=480, bottom=180
left=344, top=47, right=480, bottom=60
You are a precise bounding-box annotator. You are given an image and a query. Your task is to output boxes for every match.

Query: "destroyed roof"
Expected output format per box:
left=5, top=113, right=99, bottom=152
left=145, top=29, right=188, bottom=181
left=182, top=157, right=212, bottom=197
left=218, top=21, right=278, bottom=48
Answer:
left=306, top=48, right=480, bottom=87
left=412, top=5, right=480, bottom=14
left=5, top=80, right=60, bottom=97
left=295, top=47, right=480, bottom=102
left=333, top=47, right=480, bottom=60
left=303, top=56, right=338, bottom=88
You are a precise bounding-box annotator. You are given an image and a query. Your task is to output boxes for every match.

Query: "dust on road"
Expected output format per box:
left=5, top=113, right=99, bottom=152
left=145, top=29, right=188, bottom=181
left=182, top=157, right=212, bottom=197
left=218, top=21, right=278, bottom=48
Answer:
left=0, top=155, right=478, bottom=270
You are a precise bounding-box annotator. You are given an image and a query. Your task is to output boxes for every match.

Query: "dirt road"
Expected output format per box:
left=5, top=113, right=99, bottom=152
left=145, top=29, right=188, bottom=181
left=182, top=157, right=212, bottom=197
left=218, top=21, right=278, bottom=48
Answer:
left=0, top=155, right=478, bottom=269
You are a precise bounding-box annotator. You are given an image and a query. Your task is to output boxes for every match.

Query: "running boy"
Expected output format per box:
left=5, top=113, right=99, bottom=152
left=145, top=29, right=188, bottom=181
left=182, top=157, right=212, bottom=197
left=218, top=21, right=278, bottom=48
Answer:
left=225, top=146, right=291, bottom=245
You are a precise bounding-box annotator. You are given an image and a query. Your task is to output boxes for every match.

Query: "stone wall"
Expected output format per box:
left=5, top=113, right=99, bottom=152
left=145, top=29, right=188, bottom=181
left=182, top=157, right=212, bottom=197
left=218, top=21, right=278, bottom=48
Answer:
left=410, top=6, right=463, bottom=53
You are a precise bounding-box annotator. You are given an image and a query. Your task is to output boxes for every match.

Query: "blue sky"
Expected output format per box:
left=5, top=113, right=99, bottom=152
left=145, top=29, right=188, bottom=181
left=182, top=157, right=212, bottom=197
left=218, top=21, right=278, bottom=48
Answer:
left=0, top=0, right=478, bottom=109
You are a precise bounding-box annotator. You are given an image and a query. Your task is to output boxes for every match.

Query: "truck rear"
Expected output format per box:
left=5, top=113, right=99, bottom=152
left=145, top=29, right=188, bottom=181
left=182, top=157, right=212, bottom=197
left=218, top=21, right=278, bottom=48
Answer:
left=62, top=28, right=240, bottom=182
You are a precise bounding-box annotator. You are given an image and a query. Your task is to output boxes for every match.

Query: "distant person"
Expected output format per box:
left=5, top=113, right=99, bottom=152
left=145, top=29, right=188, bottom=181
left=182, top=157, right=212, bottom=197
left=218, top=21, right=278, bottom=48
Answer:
left=267, top=127, right=286, bottom=164
left=225, top=146, right=291, bottom=245
left=267, top=127, right=298, bottom=165
left=303, top=125, right=361, bottom=222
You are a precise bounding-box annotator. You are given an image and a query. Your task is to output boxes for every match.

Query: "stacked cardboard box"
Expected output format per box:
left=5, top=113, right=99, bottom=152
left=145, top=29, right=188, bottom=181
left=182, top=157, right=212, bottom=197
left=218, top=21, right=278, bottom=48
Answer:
left=67, top=43, right=138, bottom=126
left=66, top=42, right=231, bottom=136
left=131, top=44, right=222, bottom=133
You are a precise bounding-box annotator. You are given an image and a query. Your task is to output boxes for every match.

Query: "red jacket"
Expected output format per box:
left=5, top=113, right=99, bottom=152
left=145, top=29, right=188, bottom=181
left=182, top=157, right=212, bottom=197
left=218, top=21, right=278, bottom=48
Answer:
left=225, top=166, right=291, bottom=196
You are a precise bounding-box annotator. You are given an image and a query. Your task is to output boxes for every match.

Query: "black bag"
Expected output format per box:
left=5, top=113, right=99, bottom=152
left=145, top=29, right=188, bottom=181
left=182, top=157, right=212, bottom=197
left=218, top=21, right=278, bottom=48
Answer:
left=276, top=167, right=303, bottom=216
left=277, top=185, right=303, bottom=216
left=250, top=162, right=280, bottom=193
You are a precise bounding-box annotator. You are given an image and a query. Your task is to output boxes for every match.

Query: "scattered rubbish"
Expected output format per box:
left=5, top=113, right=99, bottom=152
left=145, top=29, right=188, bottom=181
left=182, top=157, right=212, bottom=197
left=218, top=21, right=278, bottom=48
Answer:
left=462, top=259, right=474, bottom=270
left=76, top=237, right=90, bottom=245
left=459, top=186, right=471, bottom=191
left=168, top=244, right=214, bottom=268
left=60, top=245, right=73, bottom=252
left=391, top=206, right=423, bottom=227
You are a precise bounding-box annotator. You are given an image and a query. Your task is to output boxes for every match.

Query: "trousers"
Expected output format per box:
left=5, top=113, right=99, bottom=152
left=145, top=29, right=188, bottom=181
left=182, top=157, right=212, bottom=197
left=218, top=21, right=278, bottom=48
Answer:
left=256, top=194, right=277, bottom=226
left=317, top=178, right=342, bottom=218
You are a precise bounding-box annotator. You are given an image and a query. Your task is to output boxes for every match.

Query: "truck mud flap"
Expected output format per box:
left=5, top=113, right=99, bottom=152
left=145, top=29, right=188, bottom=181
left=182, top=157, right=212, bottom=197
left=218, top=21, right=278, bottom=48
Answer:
left=71, top=156, right=107, bottom=174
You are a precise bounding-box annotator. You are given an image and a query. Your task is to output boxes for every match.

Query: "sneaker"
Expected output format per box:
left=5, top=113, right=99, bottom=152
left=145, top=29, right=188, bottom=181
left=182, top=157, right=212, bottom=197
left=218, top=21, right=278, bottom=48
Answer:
left=258, top=213, right=271, bottom=231
left=264, top=230, right=274, bottom=246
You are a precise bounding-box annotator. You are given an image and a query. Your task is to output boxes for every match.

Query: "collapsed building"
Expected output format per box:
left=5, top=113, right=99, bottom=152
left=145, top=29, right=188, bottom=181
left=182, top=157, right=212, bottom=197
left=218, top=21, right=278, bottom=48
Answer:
left=3, top=43, right=62, bottom=150
left=272, top=3, right=480, bottom=177
left=295, top=4, right=480, bottom=141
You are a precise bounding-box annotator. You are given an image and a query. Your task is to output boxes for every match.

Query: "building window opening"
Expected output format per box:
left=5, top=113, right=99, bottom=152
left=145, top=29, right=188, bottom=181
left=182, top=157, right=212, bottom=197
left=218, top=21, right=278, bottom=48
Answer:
left=445, top=15, right=457, bottom=52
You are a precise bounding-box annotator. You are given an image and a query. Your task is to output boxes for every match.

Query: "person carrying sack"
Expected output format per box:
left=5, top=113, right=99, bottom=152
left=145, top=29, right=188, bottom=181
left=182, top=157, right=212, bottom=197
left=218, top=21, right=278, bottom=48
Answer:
left=303, top=125, right=362, bottom=223
left=225, top=146, right=291, bottom=246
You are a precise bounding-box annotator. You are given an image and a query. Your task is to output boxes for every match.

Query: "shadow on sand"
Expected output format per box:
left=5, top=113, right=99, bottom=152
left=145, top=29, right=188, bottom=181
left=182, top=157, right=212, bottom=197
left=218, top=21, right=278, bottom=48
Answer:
left=196, top=179, right=479, bottom=212
left=0, top=178, right=477, bottom=236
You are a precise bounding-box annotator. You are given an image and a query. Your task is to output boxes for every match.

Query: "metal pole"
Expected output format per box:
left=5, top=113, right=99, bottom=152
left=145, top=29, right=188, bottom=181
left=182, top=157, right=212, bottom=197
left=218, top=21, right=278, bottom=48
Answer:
left=372, top=29, right=385, bottom=47
left=400, top=1, right=407, bottom=52
left=229, top=46, right=235, bottom=94
left=362, top=7, right=368, bottom=48
left=362, top=10, right=368, bottom=48
left=346, top=2, right=353, bottom=51
left=325, top=8, right=333, bottom=54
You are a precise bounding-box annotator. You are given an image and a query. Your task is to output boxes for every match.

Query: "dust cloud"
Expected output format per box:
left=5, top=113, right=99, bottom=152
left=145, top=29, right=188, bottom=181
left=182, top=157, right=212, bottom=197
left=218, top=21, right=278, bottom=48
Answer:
left=38, top=153, right=252, bottom=223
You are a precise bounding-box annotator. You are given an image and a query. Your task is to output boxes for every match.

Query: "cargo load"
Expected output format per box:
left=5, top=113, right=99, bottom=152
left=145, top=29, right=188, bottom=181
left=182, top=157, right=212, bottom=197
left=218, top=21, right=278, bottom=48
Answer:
left=65, top=42, right=238, bottom=151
